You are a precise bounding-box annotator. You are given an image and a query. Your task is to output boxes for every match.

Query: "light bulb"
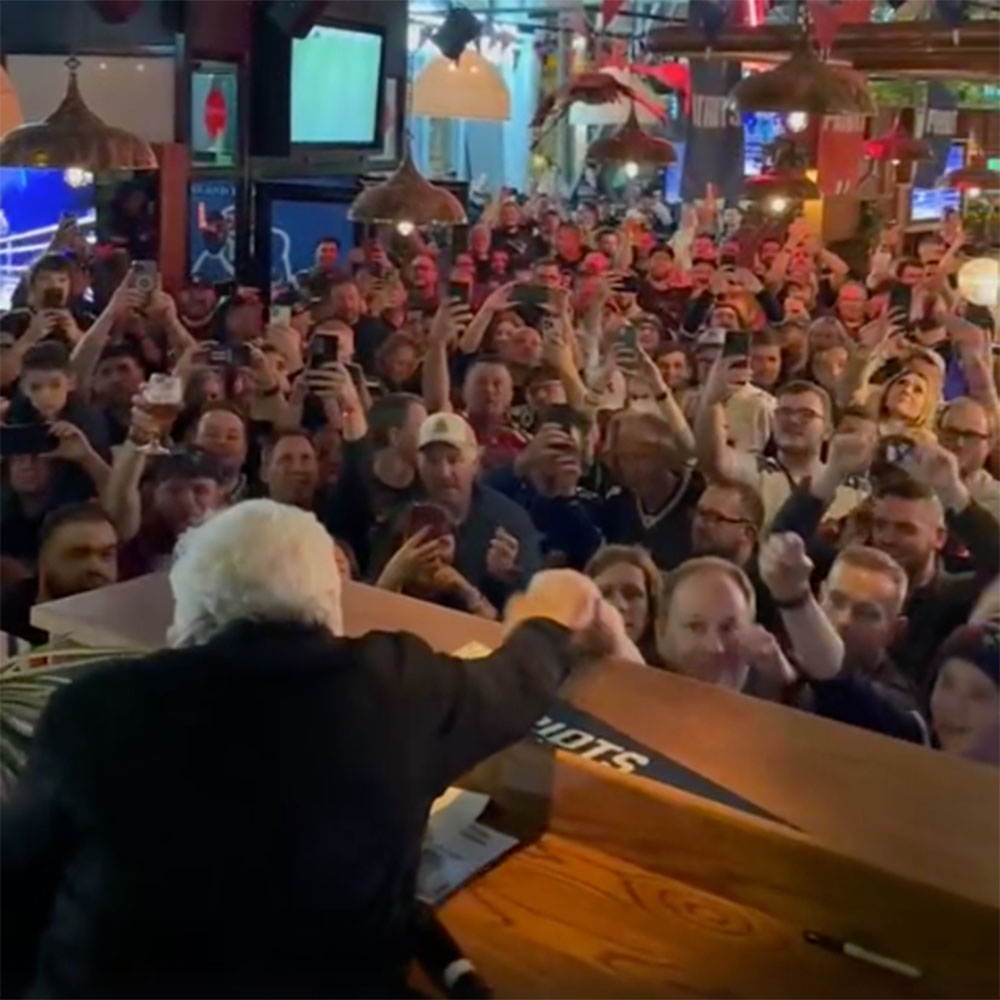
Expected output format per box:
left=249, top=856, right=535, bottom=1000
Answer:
left=786, top=111, right=808, bottom=133
left=63, top=167, right=93, bottom=188
left=624, top=160, right=639, bottom=179
left=891, top=158, right=900, bottom=166
left=967, top=186, right=982, bottom=198
left=572, top=33, right=587, bottom=51
left=396, top=220, right=415, bottom=236
left=767, top=195, right=789, bottom=215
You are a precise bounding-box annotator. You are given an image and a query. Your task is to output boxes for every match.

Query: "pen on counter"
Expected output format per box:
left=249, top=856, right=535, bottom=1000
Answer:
left=804, top=930, right=922, bottom=979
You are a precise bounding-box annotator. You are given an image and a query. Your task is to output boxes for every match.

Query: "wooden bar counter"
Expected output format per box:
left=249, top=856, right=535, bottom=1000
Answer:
left=31, top=575, right=1000, bottom=998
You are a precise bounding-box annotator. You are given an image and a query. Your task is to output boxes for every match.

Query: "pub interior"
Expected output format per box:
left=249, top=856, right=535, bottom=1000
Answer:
left=0, top=1, right=998, bottom=997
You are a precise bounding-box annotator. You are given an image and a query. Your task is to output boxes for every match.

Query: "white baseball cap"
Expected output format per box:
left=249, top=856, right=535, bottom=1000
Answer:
left=418, top=412, right=478, bottom=453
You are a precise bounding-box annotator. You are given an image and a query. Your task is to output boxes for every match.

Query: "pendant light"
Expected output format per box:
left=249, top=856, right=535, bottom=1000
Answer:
left=349, top=141, right=467, bottom=228
left=938, top=136, right=1000, bottom=195
left=0, top=65, right=23, bottom=138
left=729, top=48, right=875, bottom=117
left=586, top=104, right=676, bottom=170
left=744, top=136, right=820, bottom=212
left=412, top=48, right=510, bottom=123
left=0, top=58, right=157, bottom=170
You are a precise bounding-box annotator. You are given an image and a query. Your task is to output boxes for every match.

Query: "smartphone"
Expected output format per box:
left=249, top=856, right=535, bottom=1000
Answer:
left=618, top=326, right=638, bottom=352
left=0, top=423, right=59, bottom=456
left=269, top=305, right=291, bottom=326
left=308, top=335, right=338, bottom=369
left=723, top=329, right=750, bottom=358
left=615, top=274, right=640, bottom=295
left=888, top=282, right=912, bottom=321
left=447, top=280, right=471, bottom=306
left=404, top=502, right=453, bottom=540
left=129, top=260, right=158, bottom=304
left=883, top=436, right=915, bottom=465
left=512, top=284, right=550, bottom=308
left=41, top=287, right=65, bottom=310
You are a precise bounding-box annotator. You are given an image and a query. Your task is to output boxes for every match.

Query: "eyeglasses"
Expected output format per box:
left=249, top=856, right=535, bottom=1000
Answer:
left=776, top=407, right=824, bottom=422
left=940, top=427, right=990, bottom=445
left=694, top=508, right=749, bottom=527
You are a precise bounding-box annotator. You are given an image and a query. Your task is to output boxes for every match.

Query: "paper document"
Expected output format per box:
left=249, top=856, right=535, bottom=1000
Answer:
left=418, top=787, right=518, bottom=905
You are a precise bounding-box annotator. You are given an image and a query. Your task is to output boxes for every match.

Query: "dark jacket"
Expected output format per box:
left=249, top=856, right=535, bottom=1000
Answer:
left=485, top=464, right=603, bottom=570
left=370, top=484, right=543, bottom=611
left=1, top=617, right=575, bottom=998
left=598, top=469, right=704, bottom=571
left=772, top=485, right=1000, bottom=685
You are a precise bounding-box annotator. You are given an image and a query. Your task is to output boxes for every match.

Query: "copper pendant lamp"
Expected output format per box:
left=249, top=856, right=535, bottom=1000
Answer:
left=938, top=139, right=1000, bottom=193
left=744, top=136, right=819, bottom=203
left=0, top=58, right=157, bottom=170
left=349, top=141, right=467, bottom=227
left=729, top=48, right=875, bottom=117
left=586, top=104, right=676, bottom=167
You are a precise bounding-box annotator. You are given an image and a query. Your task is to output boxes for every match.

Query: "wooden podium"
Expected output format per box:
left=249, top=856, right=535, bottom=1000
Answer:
left=31, top=576, right=1000, bottom=998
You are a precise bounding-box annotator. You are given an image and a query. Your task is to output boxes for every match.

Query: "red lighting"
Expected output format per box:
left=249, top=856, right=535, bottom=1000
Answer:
left=204, top=82, right=227, bottom=141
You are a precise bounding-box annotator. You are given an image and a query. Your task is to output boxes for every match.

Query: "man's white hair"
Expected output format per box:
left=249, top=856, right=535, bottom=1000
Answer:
left=168, top=499, right=343, bottom=648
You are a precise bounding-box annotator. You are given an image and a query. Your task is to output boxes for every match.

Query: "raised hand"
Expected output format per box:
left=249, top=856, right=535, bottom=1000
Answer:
left=758, top=532, right=814, bottom=604
left=49, top=420, right=94, bottom=463
left=900, top=440, right=969, bottom=512
left=486, top=526, right=520, bottom=580
left=826, top=429, right=876, bottom=480
left=376, top=528, right=446, bottom=592
left=734, top=624, right=797, bottom=685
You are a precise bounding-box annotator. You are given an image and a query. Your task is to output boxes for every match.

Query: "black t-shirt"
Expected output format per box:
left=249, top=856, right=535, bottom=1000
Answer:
left=0, top=576, right=47, bottom=645
left=0, top=486, right=48, bottom=567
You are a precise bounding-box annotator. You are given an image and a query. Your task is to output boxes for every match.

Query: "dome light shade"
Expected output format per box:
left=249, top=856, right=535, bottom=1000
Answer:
left=587, top=105, right=676, bottom=167
left=729, top=49, right=875, bottom=116
left=937, top=156, right=1000, bottom=192
left=412, top=49, right=510, bottom=122
left=0, top=60, right=156, bottom=170
left=568, top=68, right=662, bottom=126
left=349, top=144, right=467, bottom=227
left=957, top=258, right=999, bottom=308
left=0, top=65, right=23, bottom=138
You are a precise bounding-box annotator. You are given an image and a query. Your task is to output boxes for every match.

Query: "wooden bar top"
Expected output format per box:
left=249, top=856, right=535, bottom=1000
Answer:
left=30, top=573, right=1000, bottom=997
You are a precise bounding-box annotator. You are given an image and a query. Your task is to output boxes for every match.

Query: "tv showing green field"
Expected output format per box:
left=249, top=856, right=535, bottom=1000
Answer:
left=291, top=24, right=383, bottom=146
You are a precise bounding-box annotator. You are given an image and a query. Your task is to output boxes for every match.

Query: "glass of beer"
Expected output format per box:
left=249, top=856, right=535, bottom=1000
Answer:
left=139, top=373, right=183, bottom=455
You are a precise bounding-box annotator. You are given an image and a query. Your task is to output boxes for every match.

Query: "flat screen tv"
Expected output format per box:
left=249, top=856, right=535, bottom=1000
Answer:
left=290, top=22, right=384, bottom=147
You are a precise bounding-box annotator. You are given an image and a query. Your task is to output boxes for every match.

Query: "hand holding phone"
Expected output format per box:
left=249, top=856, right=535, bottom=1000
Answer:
left=404, top=502, right=453, bottom=540
left=722, top=329, right=750, bottom=359
left=0, top=423, right=60, bottom=456
left=308, top=335, right=339, bottom=369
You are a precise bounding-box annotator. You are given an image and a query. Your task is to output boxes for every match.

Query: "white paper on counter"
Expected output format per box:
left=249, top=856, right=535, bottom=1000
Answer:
left=418, top=787, right=518, bottom=905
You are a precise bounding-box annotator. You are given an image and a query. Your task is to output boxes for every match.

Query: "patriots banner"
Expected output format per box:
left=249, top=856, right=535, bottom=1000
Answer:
left=681, top=60, right=745, bottom=204
left=914, top=82, right=958, bottom=187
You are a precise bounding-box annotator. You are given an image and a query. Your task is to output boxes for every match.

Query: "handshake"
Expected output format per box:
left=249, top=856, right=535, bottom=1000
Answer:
left=504, top=570, right=643, bottom=664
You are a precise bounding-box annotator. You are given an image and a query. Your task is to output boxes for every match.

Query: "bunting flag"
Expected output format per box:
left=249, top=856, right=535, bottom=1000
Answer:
left=681, top=60, right=744, bottom=203
left=601, top=0, right=625, bottom=28
left=630, top=61, right=692, bottom=114
left=688, top=0, right=729, bottom=47
left=934, top=0, right=964, bottom=27
left=807, top=0, right=841, bottom=52
left=817, top=114, right=867, bottom=195
left=914, top=82, right=958, bottom=187
left=837, top=0, right=873, bottom=23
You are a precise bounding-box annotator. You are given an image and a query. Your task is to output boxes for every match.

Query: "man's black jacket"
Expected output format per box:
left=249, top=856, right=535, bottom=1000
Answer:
left=1, top=616, right=575, bottom=998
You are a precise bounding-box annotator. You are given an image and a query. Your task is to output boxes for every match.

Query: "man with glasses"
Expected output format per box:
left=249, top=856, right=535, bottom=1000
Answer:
left=695, top=360, right=868, bottom=531
left=938, top=397, right=999, bottom=523
left=690, top=479, right=778, bottom=628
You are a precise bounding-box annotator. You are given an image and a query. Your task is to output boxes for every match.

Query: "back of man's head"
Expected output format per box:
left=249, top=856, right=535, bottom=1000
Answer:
left=168, top=499, right=342, bottom=648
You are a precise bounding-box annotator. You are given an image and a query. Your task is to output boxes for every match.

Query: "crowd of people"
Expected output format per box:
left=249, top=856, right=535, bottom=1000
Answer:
left=1, top=190, right=998, bottom=762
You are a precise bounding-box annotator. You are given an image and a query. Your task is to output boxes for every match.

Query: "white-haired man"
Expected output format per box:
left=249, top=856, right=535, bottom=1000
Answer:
left=2, top=499, right=623, bottom=998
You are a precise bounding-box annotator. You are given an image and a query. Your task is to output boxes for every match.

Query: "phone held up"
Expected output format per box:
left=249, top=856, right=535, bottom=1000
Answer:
left=0, top=424, right=59, bottom=456
left=404, top=502, right=453, bottom=540
left=308, top=335, right=339, bottom=369
left=129, top=260, right=158, bottom=308
left=722, top=329, right=750, bottom=359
